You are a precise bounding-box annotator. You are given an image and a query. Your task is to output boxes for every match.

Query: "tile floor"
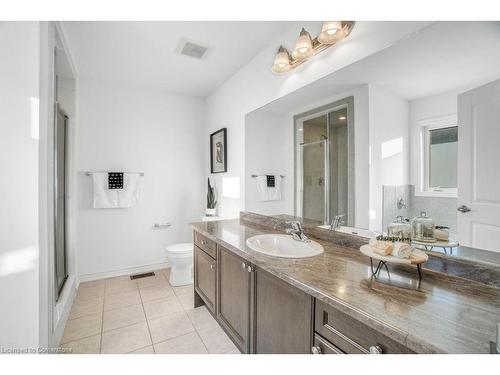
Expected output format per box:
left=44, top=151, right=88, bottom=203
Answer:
left=60, top=268, right=240, bottom=354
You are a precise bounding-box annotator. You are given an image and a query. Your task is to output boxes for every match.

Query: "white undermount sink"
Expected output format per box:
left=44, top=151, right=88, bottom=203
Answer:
left=246, top=234, right=324, bottom=258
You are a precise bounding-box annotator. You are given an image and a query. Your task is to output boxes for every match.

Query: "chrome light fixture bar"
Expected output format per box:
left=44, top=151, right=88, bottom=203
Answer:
left=272, top=21, right=355, bottom=74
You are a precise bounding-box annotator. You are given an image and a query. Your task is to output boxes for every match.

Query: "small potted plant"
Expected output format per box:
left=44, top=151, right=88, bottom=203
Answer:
left=206, top=178, right=217, bottom=216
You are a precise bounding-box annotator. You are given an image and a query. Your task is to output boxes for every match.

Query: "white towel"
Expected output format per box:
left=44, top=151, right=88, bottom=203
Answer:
left=117, top=173, right=140, bottom=208
left=256, top=175, right=282, bottom=201
left=391, top=242, right=413, bottom=259
left=92, top=172, right=118, bottom=208
left=434, top=229, right=449, bottom=241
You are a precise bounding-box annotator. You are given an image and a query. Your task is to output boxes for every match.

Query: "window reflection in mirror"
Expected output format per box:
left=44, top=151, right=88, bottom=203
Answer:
left=429, top=126, right=458, bottom=189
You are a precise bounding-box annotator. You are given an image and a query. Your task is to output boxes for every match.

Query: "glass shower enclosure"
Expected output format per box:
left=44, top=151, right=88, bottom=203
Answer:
left=54, top=103, right=69, bottom=300
left=295, top=98, right=354, bottom=225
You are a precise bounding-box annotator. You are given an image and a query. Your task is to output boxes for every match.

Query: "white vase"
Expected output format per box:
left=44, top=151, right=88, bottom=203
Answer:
left=205, top=208, right=216, bottom=217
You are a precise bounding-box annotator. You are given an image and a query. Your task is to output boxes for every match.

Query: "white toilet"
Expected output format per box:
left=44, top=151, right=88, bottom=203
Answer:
left=166, top=243, right=194, bottom=286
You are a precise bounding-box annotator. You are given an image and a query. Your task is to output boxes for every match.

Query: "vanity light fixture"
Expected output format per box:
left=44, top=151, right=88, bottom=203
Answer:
left=292, top=28, right=314, bottom=60
left=318, top=21, right=344, bottom=44
left=339, top=116, right=346, bottom=120
left=272, top=46, right=292, bottom=73
left=271, top=21, right=355, bottom=74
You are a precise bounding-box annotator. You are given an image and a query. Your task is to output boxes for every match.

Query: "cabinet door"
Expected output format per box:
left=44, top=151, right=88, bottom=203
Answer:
left=194, top=246, right=216, bottom=313
left=253, top=267, right=313, bottom=353
left=217, top=246, right=251, bottom=353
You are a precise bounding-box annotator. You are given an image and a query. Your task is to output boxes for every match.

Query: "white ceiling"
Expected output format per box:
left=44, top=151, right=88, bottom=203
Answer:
left=259, top=21, right=500, bottom=115
left=61, top=21, right=295, bottom=98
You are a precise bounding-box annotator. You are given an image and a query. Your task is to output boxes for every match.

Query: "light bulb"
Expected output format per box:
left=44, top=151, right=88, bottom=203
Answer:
left=318, top=21, right=345, bottom=44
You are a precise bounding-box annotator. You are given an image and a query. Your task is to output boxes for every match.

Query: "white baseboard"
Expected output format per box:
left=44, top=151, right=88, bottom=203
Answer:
left=78, top=261, right=170, bottom=283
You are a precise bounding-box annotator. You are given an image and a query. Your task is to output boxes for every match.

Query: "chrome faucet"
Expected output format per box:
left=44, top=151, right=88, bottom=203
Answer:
left=285, top=221, right=310, bottom=242
left=330, top=214, right=345, bottom=230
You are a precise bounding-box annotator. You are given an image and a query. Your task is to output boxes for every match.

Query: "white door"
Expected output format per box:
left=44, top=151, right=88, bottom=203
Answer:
left=457, top=79, right=500, bottom=252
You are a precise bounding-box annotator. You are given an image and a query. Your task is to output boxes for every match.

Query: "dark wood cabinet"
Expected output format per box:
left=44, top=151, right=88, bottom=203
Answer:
left=192, top=229, right=415, bottom=355
left=312, top=333, right=344, bottom=354
left=314, top=299, right=413, bottom=354
left=217, top=245, right=252, bottom=353
left=194, top=232, right=217, bottom=259
left=194, top=245, right=216, bottom=313
left=252, top=267, right=313, bottom=353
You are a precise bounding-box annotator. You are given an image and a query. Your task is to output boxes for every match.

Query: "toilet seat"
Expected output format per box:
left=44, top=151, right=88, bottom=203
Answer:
left=166, top=243, right=193, bottom=253
left=166, top=243, right=193, bottom=258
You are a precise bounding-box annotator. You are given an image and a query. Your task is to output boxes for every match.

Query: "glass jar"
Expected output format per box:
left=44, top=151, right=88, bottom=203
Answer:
left=411, top=211, right=435, bottom=242
left=387, top=216, right=411, bottom=238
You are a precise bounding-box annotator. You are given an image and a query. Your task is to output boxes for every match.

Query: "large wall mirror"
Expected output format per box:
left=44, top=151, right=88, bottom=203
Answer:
left=244, top=21, right=500, bottom=262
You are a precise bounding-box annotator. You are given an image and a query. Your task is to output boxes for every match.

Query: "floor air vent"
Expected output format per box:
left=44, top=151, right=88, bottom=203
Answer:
left=130, top=271, right=155, bottom=280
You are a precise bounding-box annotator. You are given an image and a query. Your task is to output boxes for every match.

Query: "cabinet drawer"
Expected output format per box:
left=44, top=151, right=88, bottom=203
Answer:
left=312, top=334, right=344, bottom=354
left=314, top=299, right=412, bottom=354
left=194, top=246, right=216, bottom=313
left=194, top=231, right=216, bottom=259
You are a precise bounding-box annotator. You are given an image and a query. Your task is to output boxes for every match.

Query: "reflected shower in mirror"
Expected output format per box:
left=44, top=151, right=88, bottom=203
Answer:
left=295, top=98, right=354, bottom=226
left=244, top=21, right=500, bottom=263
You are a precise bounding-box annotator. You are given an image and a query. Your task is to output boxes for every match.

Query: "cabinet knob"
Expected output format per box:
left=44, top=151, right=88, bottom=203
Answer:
left=369, top=345, right=383, bottom=354
left=247, top=265, right=253, bottom=273
left=201, top=240, right=207, bottom=245
left=311, top=346, right=322, bottom=354
left=242, top=262, right=246, bottom=269
left=210, top=264, right=215, bottom=271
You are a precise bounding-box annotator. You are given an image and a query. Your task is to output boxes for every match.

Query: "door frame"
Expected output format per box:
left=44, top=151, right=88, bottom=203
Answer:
left=293, top=96, right=355, bottom=225
left=39, top=21, right=79, bottom=349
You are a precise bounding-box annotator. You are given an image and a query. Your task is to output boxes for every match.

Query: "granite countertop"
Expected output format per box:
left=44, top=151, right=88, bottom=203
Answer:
left=191, top=218, right=500, bottom=354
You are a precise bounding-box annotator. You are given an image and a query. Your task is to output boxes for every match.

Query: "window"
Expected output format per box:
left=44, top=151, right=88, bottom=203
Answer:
left=429, top=126, right=458, bottom=188
left=418, top=115, right=458, bottom=197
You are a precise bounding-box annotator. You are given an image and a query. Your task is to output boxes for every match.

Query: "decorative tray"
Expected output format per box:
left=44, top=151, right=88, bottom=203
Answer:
left=360, top=244, right=428, bottom=279
left=360, top=244, right=428, bottom=264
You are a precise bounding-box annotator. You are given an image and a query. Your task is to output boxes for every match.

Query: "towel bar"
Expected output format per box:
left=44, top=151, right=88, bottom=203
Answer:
left=251, top=174, right=285, bottom=178
left=82, top=171, right=145, bottom=176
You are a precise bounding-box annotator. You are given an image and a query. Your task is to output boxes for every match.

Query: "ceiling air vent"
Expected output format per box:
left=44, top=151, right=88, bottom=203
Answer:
left=175, top=38, right=210, bottom=60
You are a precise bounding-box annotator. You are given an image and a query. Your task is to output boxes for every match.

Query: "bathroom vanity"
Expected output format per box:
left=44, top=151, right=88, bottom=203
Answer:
left=192, top=213, right=500, bottom=354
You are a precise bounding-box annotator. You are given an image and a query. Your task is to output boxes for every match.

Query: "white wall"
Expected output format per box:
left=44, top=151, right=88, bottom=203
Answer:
left=0, top=21, right=40, bottom=348
left=76, top=80, right=205, bottom=280
left=368, top=85, right=410, bottom=232
left=245, top=110, right=292, bottom=216
left=205, top=22, right=430, bottom=219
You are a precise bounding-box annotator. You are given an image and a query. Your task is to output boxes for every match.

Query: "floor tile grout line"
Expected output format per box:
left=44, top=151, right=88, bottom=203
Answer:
left=139, top=280, right=157, bottom=354
left=99, top=280, right=106, bottom=353
left=193, top=325, right=211, bottom=354
left=154, top=331, right=207, bottom=354
left=103, top=300, right=142, bottom=313
left=60, top=331, right=101, bottom=346
left=125, top=344, right=153, bottom=354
